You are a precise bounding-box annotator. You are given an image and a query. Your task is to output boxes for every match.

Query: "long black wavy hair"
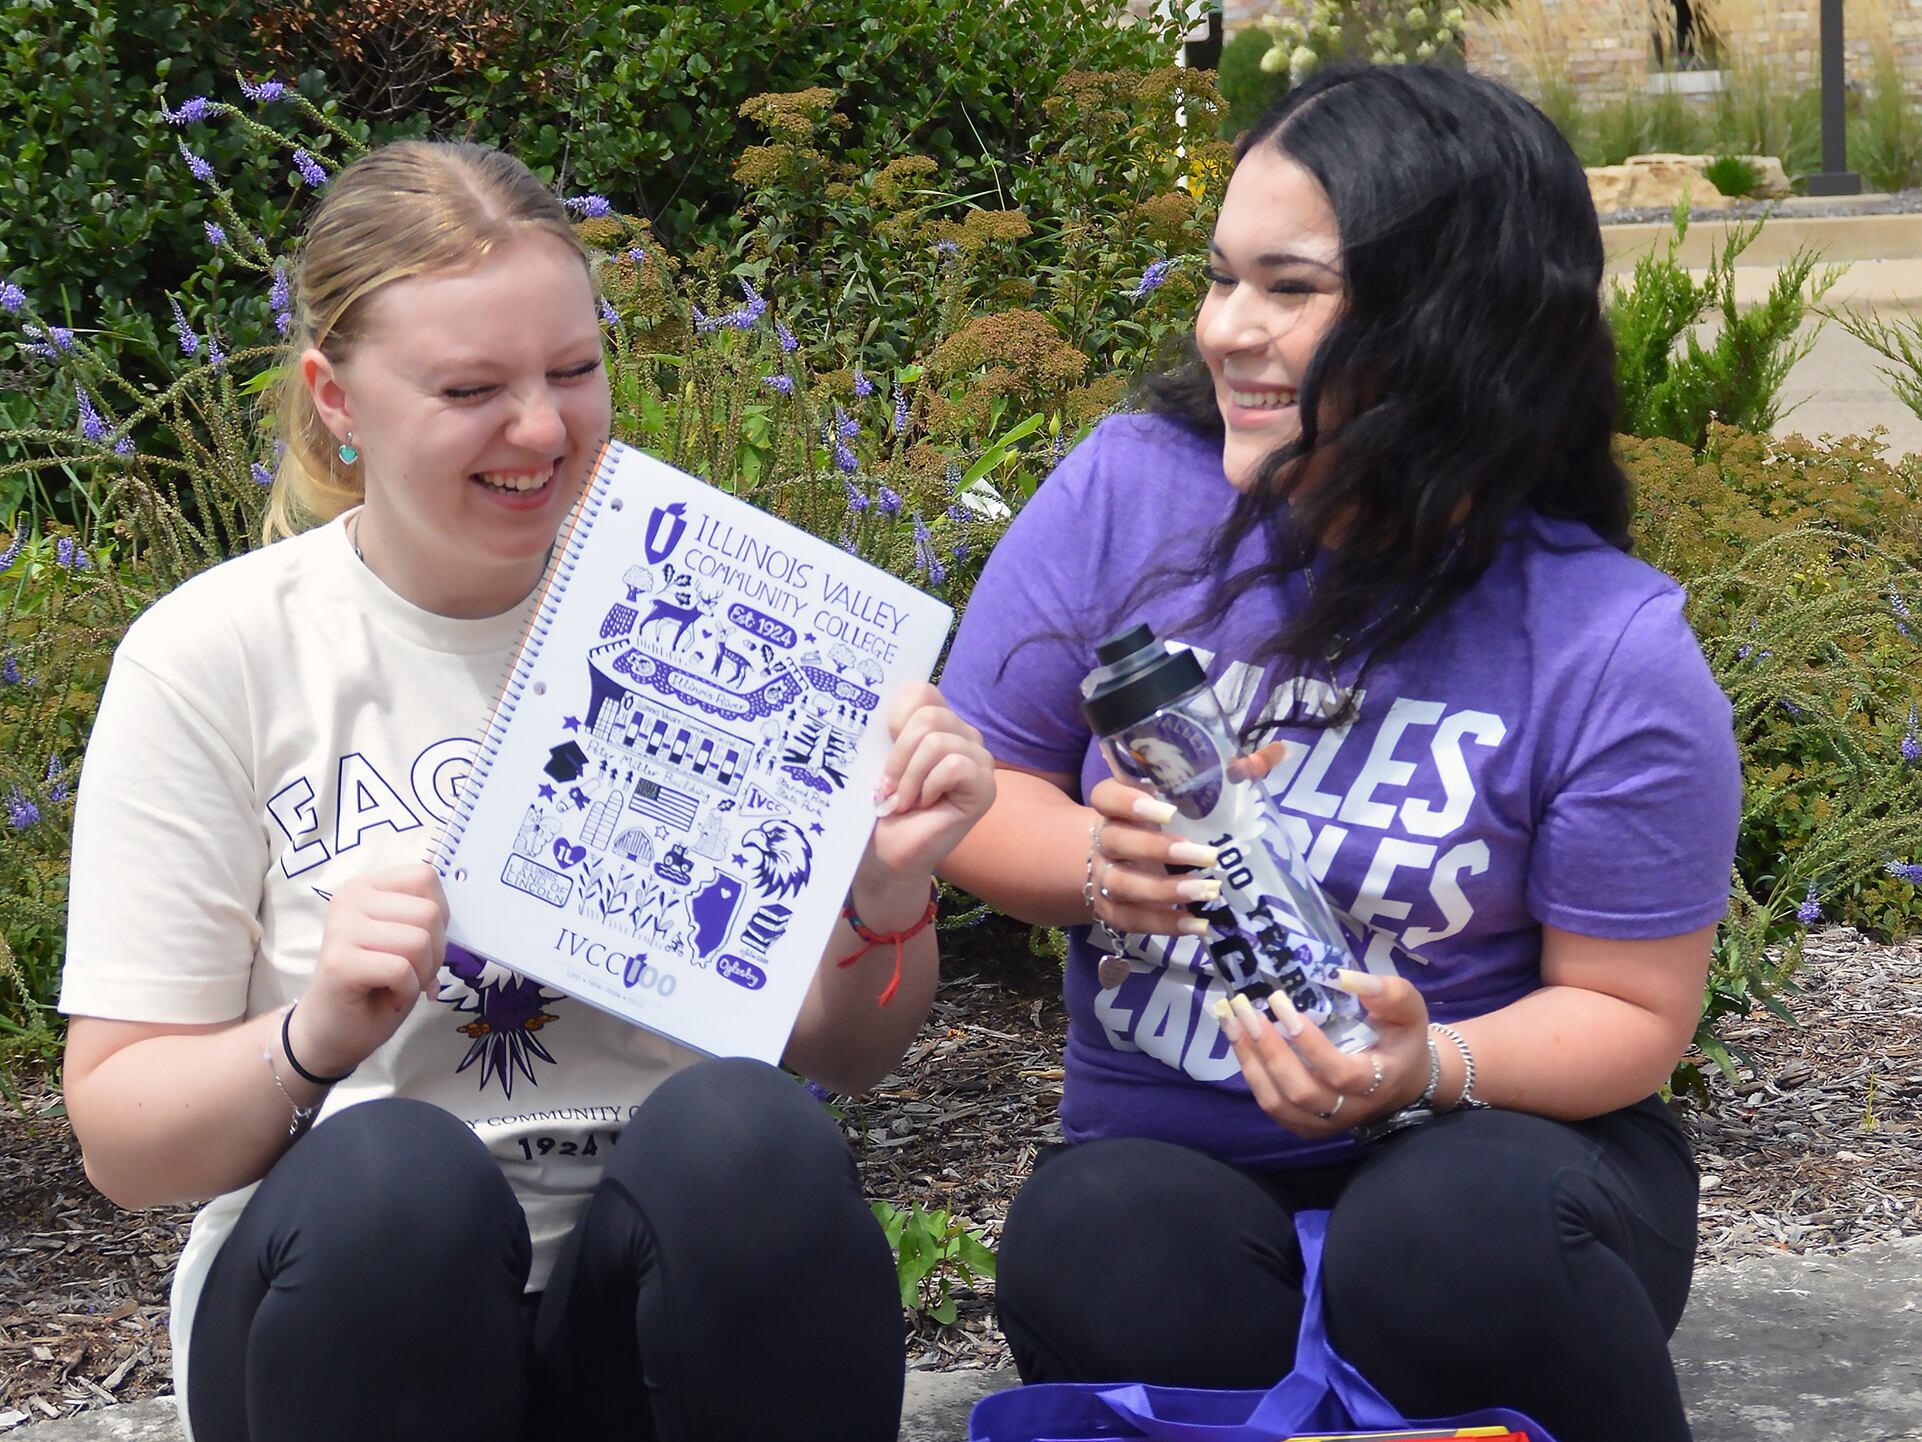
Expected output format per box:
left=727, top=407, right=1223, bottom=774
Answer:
left=1147, top=63, right=1631, bottom=726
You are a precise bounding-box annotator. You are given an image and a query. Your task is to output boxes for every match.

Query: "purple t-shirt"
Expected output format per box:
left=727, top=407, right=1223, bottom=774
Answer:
left=940, top=413, right=1741, bottom=1168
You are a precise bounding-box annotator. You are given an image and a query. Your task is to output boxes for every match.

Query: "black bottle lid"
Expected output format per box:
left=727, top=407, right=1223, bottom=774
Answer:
left=1082, top=641, right=1207, bottom=737
left=1094, top=622, right=1156, bottom=665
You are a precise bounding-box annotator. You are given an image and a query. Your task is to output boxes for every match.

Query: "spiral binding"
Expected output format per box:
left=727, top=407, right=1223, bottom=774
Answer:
left=427, top=439, right=621, bottom=877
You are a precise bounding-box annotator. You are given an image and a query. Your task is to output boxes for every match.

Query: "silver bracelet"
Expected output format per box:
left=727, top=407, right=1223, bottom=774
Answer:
left=1415, top=1030, right=1441, bottom=1108
left=1082, top=820, right=1128, bottom=952
left=262, top=1039, right=319, bottom=1137
left=1081, top=823, right=1102, bottom=916
left=1429, top=1022, right=1490, bottom=1110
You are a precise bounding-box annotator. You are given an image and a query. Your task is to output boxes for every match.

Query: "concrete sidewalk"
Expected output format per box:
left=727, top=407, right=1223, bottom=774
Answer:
left=13, top=1233, right=1922, bottom=1440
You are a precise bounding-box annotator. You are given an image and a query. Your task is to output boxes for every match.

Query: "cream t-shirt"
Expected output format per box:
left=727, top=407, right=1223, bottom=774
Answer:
left=60, top=514, right=693, bottom=1433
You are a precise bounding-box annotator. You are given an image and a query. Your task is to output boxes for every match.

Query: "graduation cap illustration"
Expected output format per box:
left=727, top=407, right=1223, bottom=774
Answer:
left=544, top=741, right=589, bottom=782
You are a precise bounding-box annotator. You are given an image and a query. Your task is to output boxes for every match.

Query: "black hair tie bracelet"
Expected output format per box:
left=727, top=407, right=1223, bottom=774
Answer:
left=282, top=1001, right=356, bottom=1086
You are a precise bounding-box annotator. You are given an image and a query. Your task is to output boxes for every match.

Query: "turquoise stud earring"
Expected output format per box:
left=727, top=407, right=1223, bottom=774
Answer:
left=337, top=431, right=360, bottom=466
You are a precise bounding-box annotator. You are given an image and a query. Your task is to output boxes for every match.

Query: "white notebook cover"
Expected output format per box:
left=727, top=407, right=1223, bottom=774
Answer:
left=434, top=439, right=953, bottom=1063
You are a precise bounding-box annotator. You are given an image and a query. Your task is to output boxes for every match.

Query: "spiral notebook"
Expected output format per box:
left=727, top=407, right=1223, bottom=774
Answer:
left=432, top=439, right=953, bottom=1063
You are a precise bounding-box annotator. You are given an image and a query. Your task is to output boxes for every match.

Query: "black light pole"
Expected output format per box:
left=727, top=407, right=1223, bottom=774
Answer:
left=1807, top=0, right=1861, bottom=196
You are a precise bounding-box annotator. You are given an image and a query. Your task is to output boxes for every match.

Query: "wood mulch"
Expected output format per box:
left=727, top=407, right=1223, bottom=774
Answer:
left=4, top=921, right=1918, bottom=1426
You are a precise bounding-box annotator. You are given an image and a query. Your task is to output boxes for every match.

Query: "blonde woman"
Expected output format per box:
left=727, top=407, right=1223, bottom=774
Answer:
left=60, top=141, right=993, bottom=1442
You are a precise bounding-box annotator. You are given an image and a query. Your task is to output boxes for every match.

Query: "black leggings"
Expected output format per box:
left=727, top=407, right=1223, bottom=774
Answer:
left=187, top=1058, right=903, bottom=1442
left=995, top=1098, right=1698, bottom=1442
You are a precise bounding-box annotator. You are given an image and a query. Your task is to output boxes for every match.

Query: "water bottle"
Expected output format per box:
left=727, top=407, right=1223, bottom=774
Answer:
left=1080, top=623, right=1376, bottom=1052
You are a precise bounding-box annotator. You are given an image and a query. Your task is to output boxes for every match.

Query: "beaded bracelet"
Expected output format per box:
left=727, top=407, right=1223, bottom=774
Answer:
left=837, top=881, right=940, bottom=1006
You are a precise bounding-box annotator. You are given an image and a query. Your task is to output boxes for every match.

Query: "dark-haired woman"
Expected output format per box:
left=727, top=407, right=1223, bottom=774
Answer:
left=938, top=64, right=1738, bottom=1442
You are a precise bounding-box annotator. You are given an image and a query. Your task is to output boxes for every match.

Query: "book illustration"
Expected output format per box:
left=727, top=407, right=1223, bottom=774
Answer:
left=436, top=940, right=564, bottom=1097
left=490, top=555, right=850, bottom=982
left=436, top=441, right=953, bottom=1062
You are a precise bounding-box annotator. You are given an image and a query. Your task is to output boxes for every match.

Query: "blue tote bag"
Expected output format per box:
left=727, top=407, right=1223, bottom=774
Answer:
left=968, top=1211, right=1557, bottom=1442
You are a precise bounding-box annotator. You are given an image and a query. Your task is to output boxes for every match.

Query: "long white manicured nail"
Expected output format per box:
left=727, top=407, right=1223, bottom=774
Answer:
left=1269, top=991, right=1307, bottom=1037
left=1175, top=878, right=1221, bottom=902
left=1132, top=795, right=1178, bottom=825
left=1167, top=842, right=1220, bottom=867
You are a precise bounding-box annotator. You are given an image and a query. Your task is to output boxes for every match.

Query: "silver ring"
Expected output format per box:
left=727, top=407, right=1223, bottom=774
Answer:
left=1315, top=1094, right=1346, bottom=1122
left=1360, top=1055, right=1385, bottom=1098
left=1091, top=820, right=1111, bottom=857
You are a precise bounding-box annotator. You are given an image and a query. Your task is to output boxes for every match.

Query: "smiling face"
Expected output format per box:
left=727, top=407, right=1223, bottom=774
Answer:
left=303, top=230, right=611, bottom=617
left=1195, top=145, right=1344, bottom=492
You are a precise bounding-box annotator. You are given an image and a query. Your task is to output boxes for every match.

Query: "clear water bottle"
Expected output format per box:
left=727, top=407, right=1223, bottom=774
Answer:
left=1080, top=623, right=1376, bottom=1052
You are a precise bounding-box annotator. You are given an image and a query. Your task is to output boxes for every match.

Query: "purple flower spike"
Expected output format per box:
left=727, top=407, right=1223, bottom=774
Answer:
left=0, top=280, right=25, bottom=313
left=0, top=655, right=18, bottom=685
left=207, top=337, right=227, bottom=370
left=763, top=374, right=795, bottom=394
left=852, top=365, right=875, bottom=399
left=0, top=532, right=20, bottom=570
left=44, top=754, right=62, bottom=784
left=626, top=246, right=647, bottom=263
left=241, top=76, right=288, bottom=102
left=877, top=485, right=902, bottom=515
left=162, top=96, right=218, bottom=125
left=833, top=439, right=859, bottom=475
left=892, top=384, right=908, bottom=435
left=269, top=264, right=289, bottom=312
left=599, top=298, right=620, bottom=327
left=934, top=238, right=961, bottom=263
left=1905, top=703, right=1921, bottom=764
left=75, top=386, right=106, bottom=441
left=55, top=536, right=89, bottom=570
left=169, top=297, right=200, bottom=357
left=6, top=789, right=38, bottom=830
left=912, top=514, right=946, bottom=584
left=252, top=462, right=274, bottom=487
left=1795, top=881, right=1821, bottom=926
left=275, top=311, right=292, bottom=335
left=1885, top=859, right=1922, bottom=886
left=835, top=407, right=859, bottom=440
left=776, top=319, right=797, bottom=354
left=179, top=140, right=215, bottom=183
left=114, top=437, right=134, bottom=456
left=842, top=477, right=869, bottom=510
left=566, top=194, right=612, bottom=218
left=204, top=221, right=227, bottom=248
left=24, top=324, right=74, bottom=357
left=1131, top=258, right=1173, bottom=299
left=292, top=149, right=328, bottom=187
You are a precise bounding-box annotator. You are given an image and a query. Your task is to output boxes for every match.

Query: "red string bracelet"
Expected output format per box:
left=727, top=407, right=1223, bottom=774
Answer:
left=837, top=882, right=939, bottom=1007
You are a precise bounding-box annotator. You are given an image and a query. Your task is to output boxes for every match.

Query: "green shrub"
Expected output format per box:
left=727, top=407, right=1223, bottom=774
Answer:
left=1609, top=205, right=1839, bottom=450
left=0, top=1, right=375, bottom=524
left=1850, top=45, right=1922, bottom=196
left=1627, top=425, right=1922, bottom=1084
left=440, top=0, right=1189, bottom=246
left=1703, top=153, right=1762, bottom=199
left=1835, top=306, right=1922, bottom=430
left=1217, top=25, right=1286, bottom=136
